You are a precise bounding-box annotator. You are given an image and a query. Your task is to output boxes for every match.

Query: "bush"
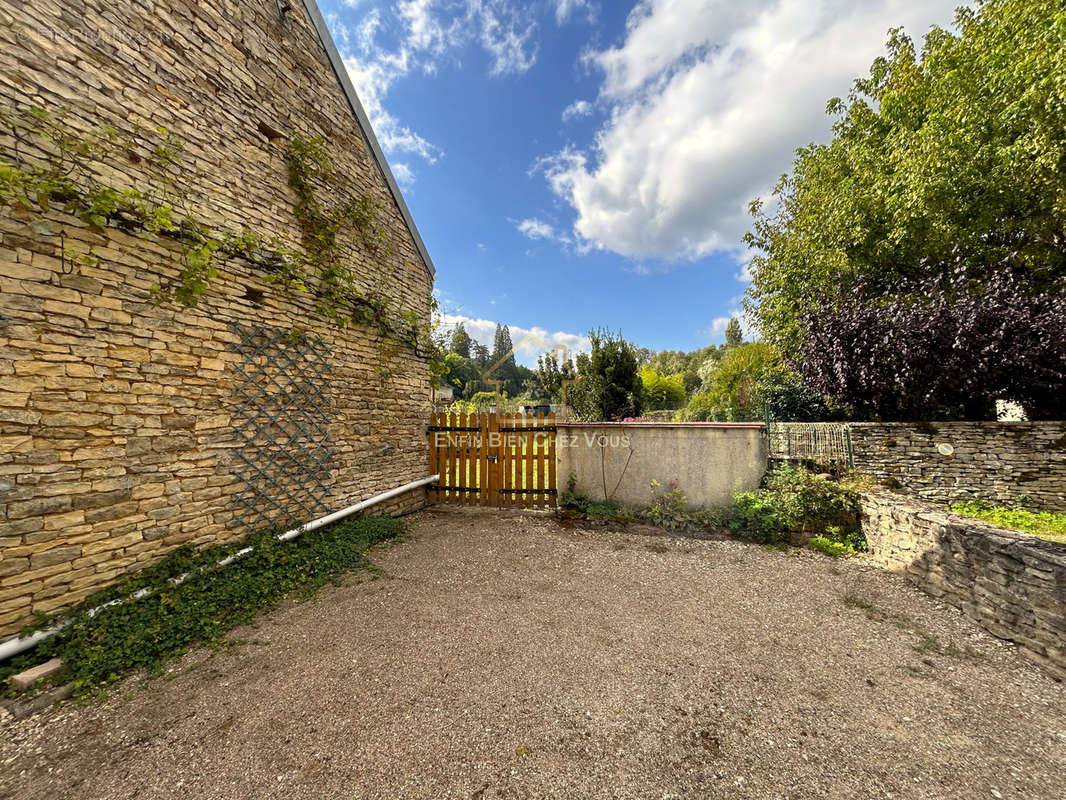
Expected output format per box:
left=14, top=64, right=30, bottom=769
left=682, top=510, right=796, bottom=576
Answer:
left=640, top=480, right=723, bottom=532
left=560, top=475, right=723, bottom=531
left=558, top=473, right=631, bottom=520
left=729, top=464, right=864, bottom=550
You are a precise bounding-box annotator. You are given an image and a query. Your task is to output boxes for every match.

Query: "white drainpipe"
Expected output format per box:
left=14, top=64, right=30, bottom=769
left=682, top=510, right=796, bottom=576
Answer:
left=0, top=475, right=439, bottom=663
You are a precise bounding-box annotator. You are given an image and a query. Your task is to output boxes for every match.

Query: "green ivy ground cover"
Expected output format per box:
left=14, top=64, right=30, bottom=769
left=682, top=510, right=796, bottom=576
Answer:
left=1, top=516, right=405, bottom=694
left=949, top=501, right=1066, bottom=545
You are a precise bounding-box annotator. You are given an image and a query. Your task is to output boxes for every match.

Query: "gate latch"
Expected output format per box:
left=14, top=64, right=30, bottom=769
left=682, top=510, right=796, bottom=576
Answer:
left=487, top=455, right=498, bottom=463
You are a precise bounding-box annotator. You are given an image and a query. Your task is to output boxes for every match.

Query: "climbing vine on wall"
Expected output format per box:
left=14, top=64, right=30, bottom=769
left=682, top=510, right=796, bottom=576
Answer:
left=0, top=105, right=443, bottom=376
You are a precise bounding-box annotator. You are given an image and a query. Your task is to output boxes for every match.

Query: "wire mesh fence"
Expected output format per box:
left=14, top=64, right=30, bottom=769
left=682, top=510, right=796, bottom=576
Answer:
left=767, top=421, right=854, bottom=467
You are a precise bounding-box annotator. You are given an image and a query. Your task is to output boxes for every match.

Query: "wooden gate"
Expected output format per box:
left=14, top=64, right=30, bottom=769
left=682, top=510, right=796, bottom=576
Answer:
left=427, top=412, right=557, bottom=509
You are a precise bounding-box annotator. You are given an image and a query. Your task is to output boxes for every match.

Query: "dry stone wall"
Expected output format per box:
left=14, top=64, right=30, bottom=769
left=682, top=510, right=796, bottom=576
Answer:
left=861, top=492, right=1066, bottom=679
left=0, top=1, right=434, bottom=636
left=774, top=422, right=1066, bottom=511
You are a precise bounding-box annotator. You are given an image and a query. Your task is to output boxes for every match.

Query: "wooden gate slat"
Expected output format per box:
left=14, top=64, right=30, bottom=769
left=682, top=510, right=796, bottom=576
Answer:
left=547, top=412, right=557, bottom=508
left=426, top=411, right=555, bottom=509
left=487, top=412, right=499, bottom=507
left=533, top=411, right=542, bottom=508
left=511, top=413, right=519, bottom=509
left=502, top=413, right=513, bottom=508
left=428, top=411, right=440, bottom=504
left=457, top=412, right=467, bottom=507
left=447, top=410, right=458, bottom=505
left=523, top=414, right=534, bottom=508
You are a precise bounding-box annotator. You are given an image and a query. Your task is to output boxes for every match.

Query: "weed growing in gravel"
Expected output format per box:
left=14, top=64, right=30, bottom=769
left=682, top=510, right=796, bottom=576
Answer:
left=1, top=516, right=405, bottom=695
left=643, top=480, right=726, bottom=532
left=841, top=585, right=983, bottom=661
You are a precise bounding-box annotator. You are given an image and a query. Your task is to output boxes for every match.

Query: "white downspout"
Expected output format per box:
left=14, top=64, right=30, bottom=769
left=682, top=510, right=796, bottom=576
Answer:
left=0, top=474, right=439, bottom=663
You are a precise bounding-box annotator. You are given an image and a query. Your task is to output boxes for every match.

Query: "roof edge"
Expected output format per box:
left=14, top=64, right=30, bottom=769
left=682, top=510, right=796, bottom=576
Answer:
left=299, top=0, right=437, bottom=279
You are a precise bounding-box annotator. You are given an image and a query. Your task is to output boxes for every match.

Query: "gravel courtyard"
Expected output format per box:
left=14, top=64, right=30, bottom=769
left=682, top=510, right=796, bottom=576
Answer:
left=2, top=508, right=1065, bottom=800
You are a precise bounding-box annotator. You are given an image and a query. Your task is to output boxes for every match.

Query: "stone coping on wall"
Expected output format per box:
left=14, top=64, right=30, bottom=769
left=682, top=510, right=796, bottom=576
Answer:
left=860, top=491, right=1066, bottom=679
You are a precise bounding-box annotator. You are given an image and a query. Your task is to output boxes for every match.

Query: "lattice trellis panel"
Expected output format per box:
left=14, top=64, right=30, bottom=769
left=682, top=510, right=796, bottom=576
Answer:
left=231, top=323, right=333, bottom=531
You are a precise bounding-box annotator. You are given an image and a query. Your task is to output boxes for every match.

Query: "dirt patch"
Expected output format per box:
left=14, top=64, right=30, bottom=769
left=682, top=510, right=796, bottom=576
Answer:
left=2, top=508, right=1065, bottom=799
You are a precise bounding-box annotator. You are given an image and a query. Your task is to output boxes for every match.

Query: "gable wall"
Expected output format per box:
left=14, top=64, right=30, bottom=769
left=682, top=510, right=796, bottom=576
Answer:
left=0, top=0, right=435, bottom=635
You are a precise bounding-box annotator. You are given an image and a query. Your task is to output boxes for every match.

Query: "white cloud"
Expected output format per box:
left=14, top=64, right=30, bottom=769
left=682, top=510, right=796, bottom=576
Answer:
left=391, top=162, right=416, bottom=187
left=561, top=99, right=593, bottom=122
left=335, top=1, right=542, bottom=182
left=709, top=317, right=732, bottom=337
left=442, top=314, right=590, bottom=365
left=554, top=0, right=592, bottom=25
left=535, top=0, right=961, bottom=262
left=515, top=217, right=574, bottom=248
left=516, top=218, right=555, bottom=240
left=474, top=0, right=539, bottom=75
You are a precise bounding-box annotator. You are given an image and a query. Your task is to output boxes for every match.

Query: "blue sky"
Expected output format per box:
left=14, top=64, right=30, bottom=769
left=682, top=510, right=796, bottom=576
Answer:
left=318, top=0, right=961, bottom=364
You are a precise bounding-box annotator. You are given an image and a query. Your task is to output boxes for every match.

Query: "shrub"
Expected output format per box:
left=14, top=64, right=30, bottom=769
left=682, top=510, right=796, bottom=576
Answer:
left=729, top=464, right=864, bottom=550
left=640, top=480, right=724, bottom=532
left=558, top=473, right=631, bottom=520
left=560, top=475, right=723, bottom=531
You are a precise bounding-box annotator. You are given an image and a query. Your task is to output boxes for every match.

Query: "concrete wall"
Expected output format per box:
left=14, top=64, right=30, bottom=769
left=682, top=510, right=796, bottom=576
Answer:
left=772, top=421, right=1066, bottom=512
left=861, top=491, right=1066, bottom=679
left=557, top=423, right=767, bottom=509
left=0, top=1, right=433, bottom=636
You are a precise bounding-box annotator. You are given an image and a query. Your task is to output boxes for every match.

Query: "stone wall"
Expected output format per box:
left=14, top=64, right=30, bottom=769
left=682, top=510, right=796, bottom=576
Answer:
left=773, top=422, right=1066, bottom=511
left=557, top=423, right=767, bottom=509
left=860, top=492, right=1066, bottom=679
left=0, top=1, right=434, bottom=636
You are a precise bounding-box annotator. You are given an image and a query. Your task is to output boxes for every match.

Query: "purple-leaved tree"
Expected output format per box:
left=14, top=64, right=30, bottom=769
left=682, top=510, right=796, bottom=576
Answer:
left=794, top=265, right=1066, bottom=420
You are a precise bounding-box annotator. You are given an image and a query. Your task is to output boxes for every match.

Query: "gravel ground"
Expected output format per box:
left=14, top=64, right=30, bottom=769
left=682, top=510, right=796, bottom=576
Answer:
left=2, top=508, right=1065, bottom=800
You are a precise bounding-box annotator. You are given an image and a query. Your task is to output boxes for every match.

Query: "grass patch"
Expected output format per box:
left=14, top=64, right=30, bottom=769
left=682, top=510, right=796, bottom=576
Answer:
left=1, top=515, right=405, bottom=695
left=807, top=534, right=858, bottom=558
left=948, top=500, right=1066, bottom=544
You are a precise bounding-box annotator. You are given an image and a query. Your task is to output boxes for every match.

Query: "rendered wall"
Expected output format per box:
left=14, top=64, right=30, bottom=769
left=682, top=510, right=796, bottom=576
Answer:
left=557, top=423, right=767, bottom=509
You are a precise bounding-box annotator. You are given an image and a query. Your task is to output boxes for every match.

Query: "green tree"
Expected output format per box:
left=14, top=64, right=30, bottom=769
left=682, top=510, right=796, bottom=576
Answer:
left=639, top=367, right=686, bottom=409
left=746, top=0, right=1066, bottom=355
left=678, top=342, right=780, bottom=421
left=439, top=353, right=480, bottom=400
left=569, top=329, right=644, bottom=421
left=757, top=365, right=835, bottom=422
left=536, top=350, right=576, bottom=403
left=724, top=317, right=743, bottom=347
left=488, top=324, right=521, bottom=396
left=449, top=323, right=471, bottom=358
left=470, top=341, right=490, bottom=370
